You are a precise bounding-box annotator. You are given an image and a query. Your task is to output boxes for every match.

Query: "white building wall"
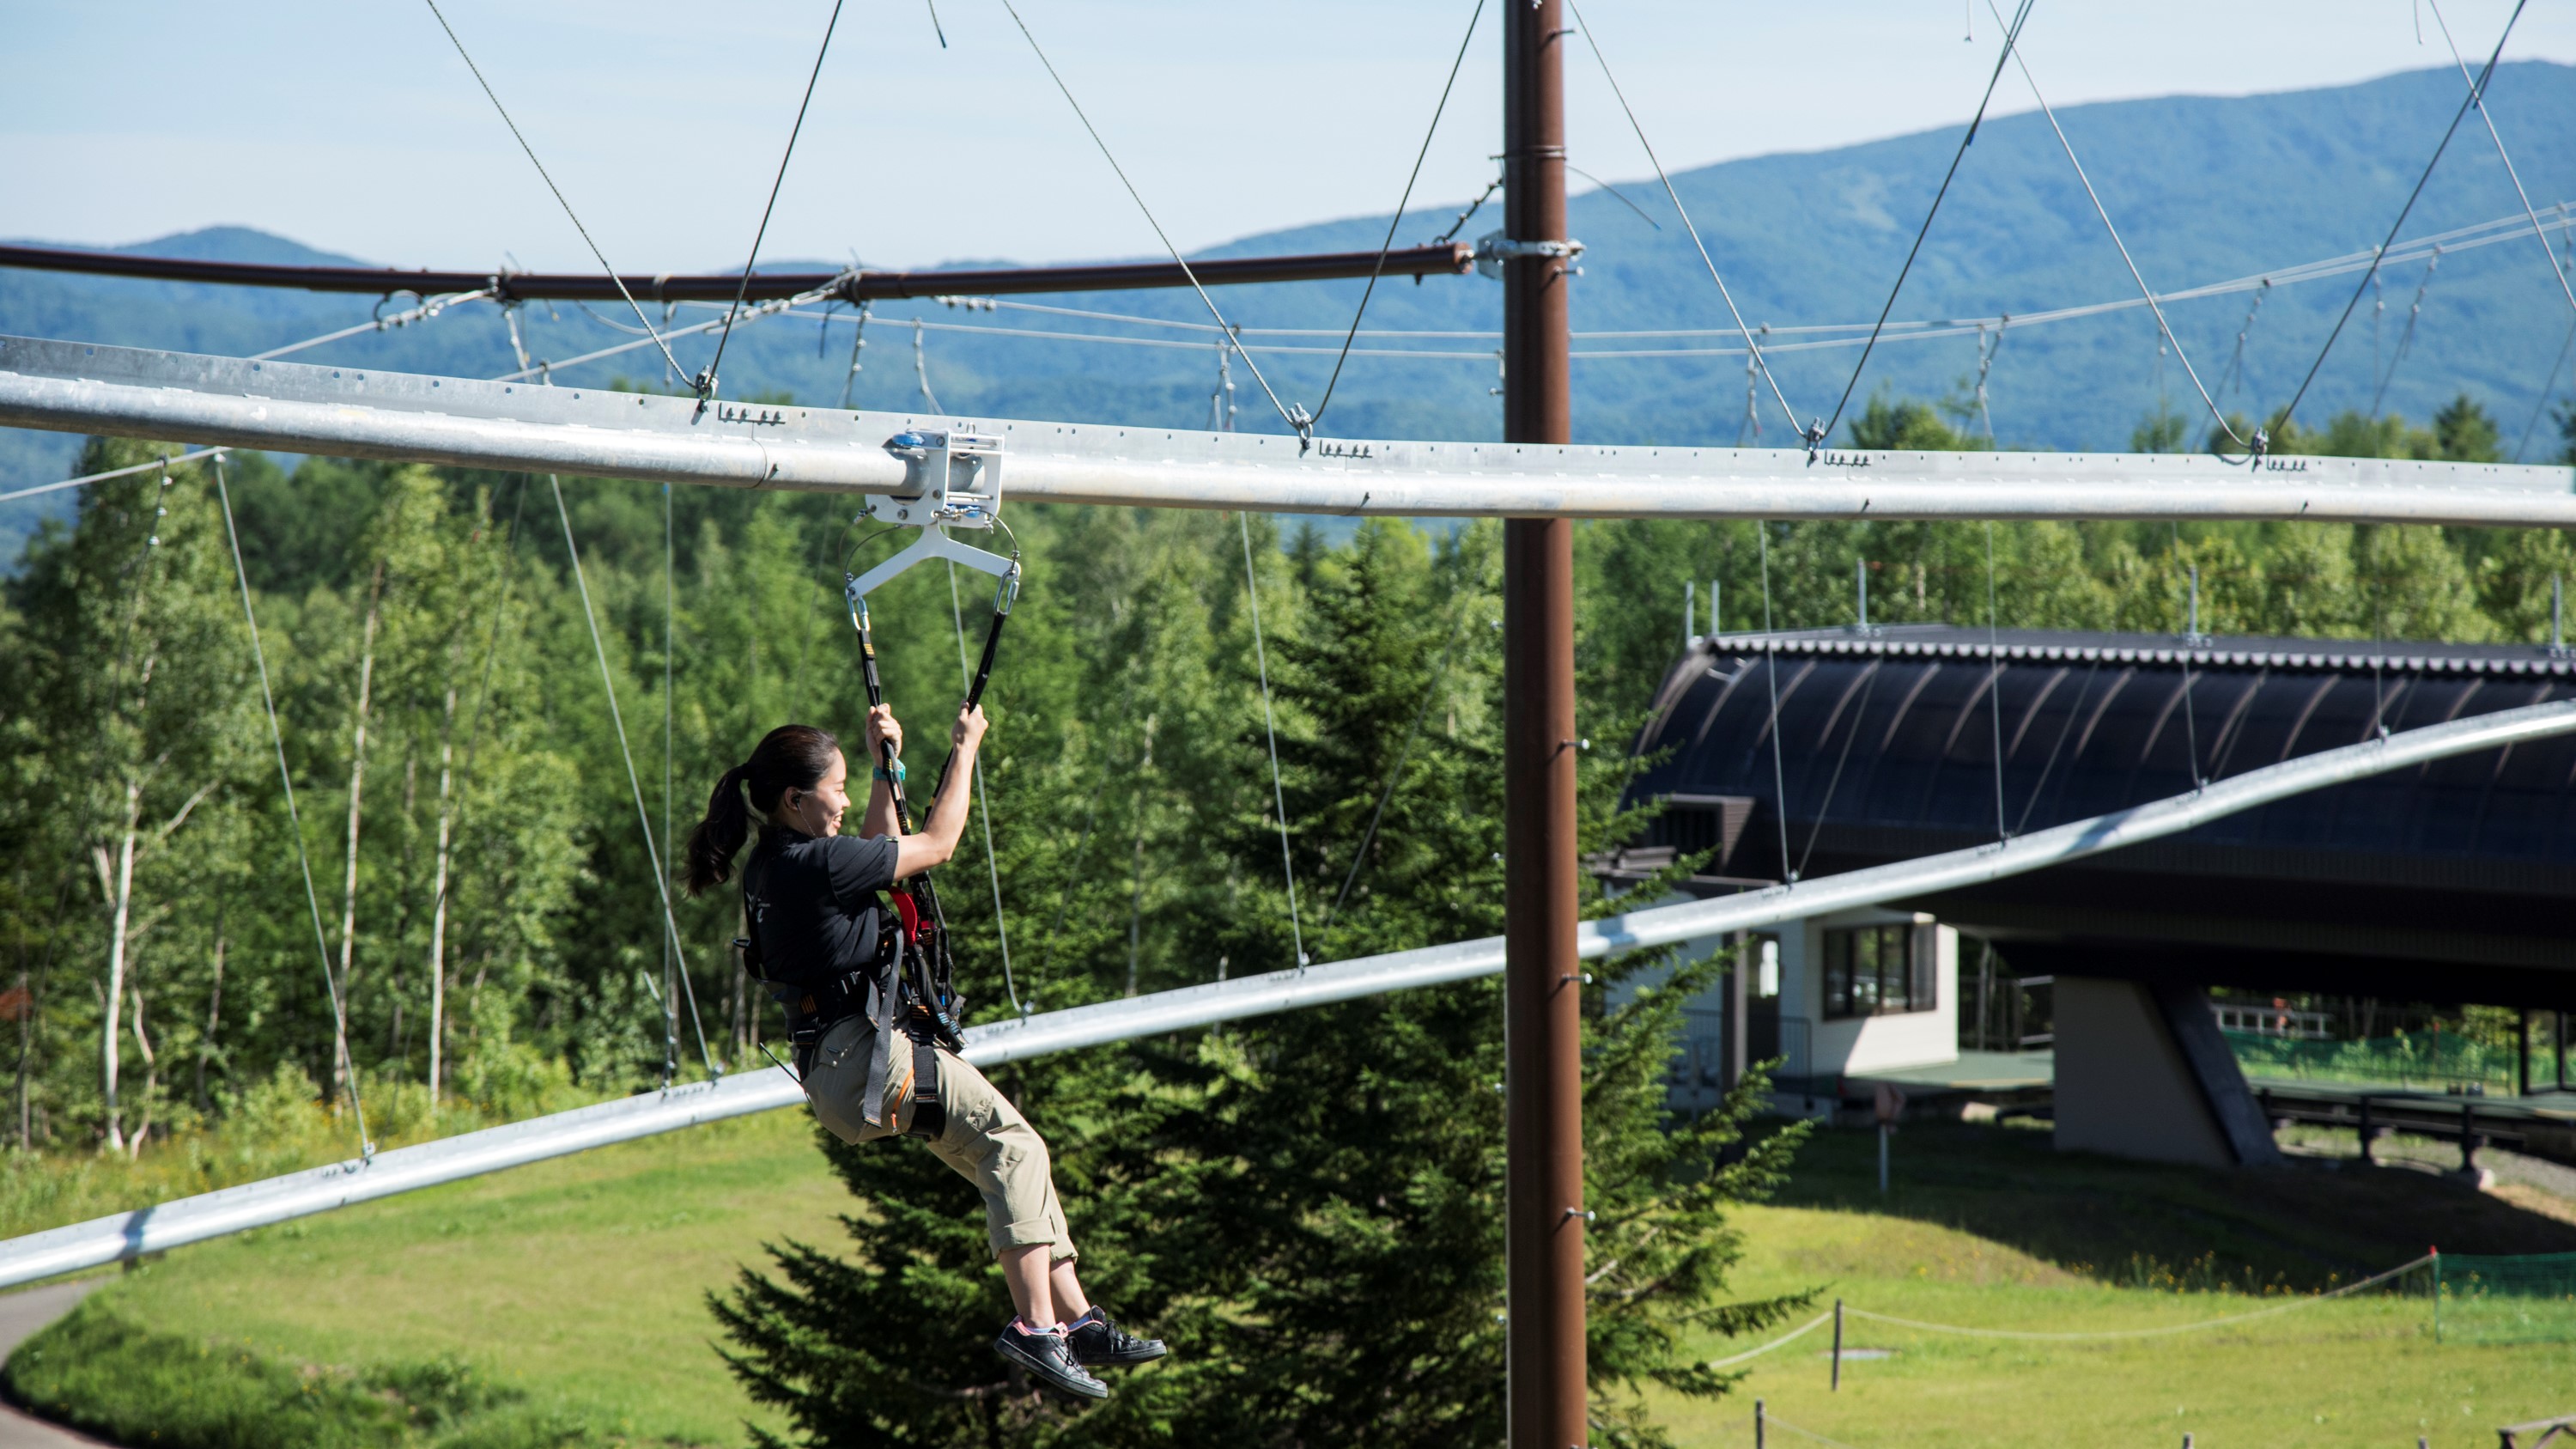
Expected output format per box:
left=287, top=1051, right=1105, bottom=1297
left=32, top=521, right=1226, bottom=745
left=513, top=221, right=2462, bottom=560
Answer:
left=1783, top=908, right=1959, bottom=1079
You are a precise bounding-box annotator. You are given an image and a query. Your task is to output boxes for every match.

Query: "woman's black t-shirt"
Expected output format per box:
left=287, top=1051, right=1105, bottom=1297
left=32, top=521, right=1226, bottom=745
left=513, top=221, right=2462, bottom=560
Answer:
left=742, top=825, right=901, bottom=983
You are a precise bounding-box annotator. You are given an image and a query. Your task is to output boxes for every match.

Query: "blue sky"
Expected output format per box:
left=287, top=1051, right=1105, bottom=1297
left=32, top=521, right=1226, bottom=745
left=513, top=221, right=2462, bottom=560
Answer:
left=5, top=1, right=2573, bottom=271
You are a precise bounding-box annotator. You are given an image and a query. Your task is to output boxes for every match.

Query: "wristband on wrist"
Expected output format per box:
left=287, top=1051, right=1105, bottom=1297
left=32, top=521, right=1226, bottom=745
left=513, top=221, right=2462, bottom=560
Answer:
left=873, top=761, right=906, bottom=784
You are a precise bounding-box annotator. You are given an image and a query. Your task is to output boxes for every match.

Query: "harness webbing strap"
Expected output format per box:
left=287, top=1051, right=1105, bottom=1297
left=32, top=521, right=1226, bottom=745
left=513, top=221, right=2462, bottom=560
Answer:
left=904, top=1036, right=946, bottom=1142
left=843, top=564, right=1019, bottom=1052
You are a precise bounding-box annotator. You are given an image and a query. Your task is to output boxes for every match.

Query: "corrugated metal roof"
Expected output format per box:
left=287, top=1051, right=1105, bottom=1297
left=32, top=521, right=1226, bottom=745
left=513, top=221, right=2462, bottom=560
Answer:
left=1701, top=624, right=2576, bottom=679
left=1628, top=624, right=2576, bottom=892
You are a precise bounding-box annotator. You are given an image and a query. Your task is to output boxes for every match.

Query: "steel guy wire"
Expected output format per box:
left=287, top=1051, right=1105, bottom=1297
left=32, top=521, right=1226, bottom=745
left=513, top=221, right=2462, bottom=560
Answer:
left=1566, top=0, right=1806, bottom=440
left=1817, top=0, right=2036, bottom=453
left=1757, top=526, right=1794, bottom=882
left=912, top=320, right=943, bottom=413
left=1565, top=163, right=1663, bottom=232
left=947, top=559, right=1024, bottom=1018
left=495, top=286, right=836, bottom=382
left=750, top=198, right=2576, bottom=362
left=702, top=0, right=848, bottom=408
left=2273, top=0, right=2528, bottom=441
left=215, top=456, right=374, bottom=1160
left=2426, top=0, right=2576, bottom=318
left=8, top=283, right=500, bottom=500
left=2011, top=657, right=2099, bottom=837
left=918, top=200, right=2568, bottom=340
left=1792, top=661, right=1878, bottom=884
left=1971, top=316, right=2007, bottom=441
left=251, top=288, right=498, bottom=362
left=2515, top=310, right=2576, bottom=461
left=1324, top=602, right=1469, bottom=933
left=423, top=477, right=532, bottom=1008
left=2219, top=280, right=2270, bottom=402
left=573, top=300, right=660, bottom=337
left=2370, top=246, right=2442, bottom=417
left=675, top=474, right=685, bottom=1082
left=1984, top=0, right=2245, bottom=451
left=419, top=0, right=690, bottom=389
left=1433, top=176, right=1504, bottom=246
left=2177, top=536, right=2207, bottom=788
left=1307, top=0, right=1487, bottom=433
left=1985, top=523, right=2008, bottom=838
left=1238, top=513, right=1308, bottom=969
left=90, top=467, right=167, bottom=1120
left=2, top=447, right=230, bottom=505
left=996, top=0, right=1307, bottom=440
left=837, top=303, right=872, bottom=409
left=549, top=475, right=720, bottom=1078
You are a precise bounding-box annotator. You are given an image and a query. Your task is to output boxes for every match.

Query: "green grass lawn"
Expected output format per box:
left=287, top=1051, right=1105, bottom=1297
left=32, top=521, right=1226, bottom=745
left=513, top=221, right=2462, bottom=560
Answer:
left=25, top=1111, right=2576, bottom=1448
left=1652, top=1121, right=2576, bottom=1449
left=45, top=1107, right=849, bottom=1446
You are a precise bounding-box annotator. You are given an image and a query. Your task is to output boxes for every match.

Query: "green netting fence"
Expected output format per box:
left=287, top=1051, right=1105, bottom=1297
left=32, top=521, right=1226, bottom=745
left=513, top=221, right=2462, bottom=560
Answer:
left=2434, top=1251, right=2576, bottom=1345
left=2225, top=1026, right=2527, bottom=1093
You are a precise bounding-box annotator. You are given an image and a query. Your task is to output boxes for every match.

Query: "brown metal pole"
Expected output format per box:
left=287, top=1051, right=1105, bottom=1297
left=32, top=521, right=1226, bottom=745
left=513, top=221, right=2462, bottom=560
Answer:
left=1502, top=3, right=1580, bottom=1449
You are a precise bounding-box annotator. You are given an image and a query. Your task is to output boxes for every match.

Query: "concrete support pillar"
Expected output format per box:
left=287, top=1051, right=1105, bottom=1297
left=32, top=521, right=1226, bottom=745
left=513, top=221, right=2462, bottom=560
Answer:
left=2054, top=977, right=2281, bottom=1167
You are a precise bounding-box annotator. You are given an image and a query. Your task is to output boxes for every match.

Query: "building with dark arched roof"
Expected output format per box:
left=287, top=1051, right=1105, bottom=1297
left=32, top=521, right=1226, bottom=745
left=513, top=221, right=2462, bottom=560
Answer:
left=1616, top=623, right=2576, bottom=1166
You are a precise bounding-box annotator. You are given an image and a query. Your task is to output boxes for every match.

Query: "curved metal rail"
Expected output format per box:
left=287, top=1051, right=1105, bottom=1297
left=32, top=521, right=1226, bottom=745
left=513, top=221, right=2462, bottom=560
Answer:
left=1, top=694, right=2568, bottom=1289
left=3, top=335, right=2572, bottom=525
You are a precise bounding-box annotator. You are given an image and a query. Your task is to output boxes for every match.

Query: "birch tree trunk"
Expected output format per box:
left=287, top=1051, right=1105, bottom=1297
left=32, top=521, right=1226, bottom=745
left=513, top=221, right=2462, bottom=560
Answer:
left=126, top=989, right=158, bottom=1159
left=98, top=776, right=144, bottom=1153
left=196, top=928, right=225, bottom=1113
left=426, top=681, right=457, bottom=1104
left=331, top=563, right=386, bottom=1103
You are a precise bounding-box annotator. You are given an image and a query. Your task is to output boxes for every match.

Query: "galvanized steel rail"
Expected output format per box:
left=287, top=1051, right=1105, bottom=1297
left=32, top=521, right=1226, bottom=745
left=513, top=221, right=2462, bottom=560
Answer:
left=3, top=335, right=2573, bottom=526
left=2, top=693, right=2569, bottom=1289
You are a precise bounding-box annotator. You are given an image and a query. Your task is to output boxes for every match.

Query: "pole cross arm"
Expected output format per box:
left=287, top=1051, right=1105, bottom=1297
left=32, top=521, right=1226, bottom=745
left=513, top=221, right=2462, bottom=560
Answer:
left=3, top=336, right=2573, bottom=525
left=0, top=241, right=1475, bottom=305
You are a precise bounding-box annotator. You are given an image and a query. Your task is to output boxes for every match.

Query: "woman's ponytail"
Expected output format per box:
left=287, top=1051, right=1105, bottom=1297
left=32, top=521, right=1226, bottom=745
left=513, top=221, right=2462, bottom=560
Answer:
left=682, top=724, right=843, bottom=898
left=683, top=764, right=753, bottom=897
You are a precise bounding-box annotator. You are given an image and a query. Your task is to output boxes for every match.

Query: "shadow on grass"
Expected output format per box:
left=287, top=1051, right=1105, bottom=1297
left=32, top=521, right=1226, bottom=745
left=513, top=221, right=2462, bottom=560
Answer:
left=1772, top=1117, right=2576, bottom=1291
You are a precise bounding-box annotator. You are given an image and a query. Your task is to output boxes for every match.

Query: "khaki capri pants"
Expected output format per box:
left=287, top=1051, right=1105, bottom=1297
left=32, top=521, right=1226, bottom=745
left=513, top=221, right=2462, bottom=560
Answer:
left=803, top=1015, right=1076, bottom=1263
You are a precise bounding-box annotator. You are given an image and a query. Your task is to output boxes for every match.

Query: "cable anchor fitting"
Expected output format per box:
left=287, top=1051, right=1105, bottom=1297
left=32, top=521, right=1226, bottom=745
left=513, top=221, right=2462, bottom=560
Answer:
left=1472, top=232, right=1586, bottom=279
left=1801, top=418, right=1829, bottom=463
left=1290, top=403, right=1317, bottom=454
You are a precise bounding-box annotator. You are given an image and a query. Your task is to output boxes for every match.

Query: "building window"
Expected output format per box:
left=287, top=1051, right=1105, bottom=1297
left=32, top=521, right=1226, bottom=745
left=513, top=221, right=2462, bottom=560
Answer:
left=1822, top=924, right=1934, bottom=1019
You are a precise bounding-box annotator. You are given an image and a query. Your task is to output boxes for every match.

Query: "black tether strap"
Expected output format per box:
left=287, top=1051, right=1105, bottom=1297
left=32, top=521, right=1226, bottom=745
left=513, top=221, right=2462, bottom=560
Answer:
left=904, top=1037, right=946, bottom=1142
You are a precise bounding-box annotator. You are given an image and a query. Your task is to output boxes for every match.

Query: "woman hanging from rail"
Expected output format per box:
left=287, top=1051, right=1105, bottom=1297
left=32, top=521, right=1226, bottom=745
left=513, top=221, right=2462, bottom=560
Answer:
left=682, top=707, right=1163, bottom=1401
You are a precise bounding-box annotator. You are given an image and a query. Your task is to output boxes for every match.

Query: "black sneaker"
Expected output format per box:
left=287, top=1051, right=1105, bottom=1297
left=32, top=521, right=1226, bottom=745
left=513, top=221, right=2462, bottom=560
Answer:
left=1066, top=1307, right=1168, bottom=1367
left=993, top=1321, right=1110, bottom=1400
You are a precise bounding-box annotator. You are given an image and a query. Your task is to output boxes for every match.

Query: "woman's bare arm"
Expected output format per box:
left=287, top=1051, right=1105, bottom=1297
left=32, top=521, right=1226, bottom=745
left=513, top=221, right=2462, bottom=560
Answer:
left=860, top=704, right=904, bottom=841
left=893, top=704, right=987, bottom=878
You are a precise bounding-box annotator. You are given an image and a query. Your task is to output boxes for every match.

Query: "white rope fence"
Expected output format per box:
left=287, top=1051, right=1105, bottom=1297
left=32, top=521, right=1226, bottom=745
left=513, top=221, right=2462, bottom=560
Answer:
left=1704, top=1253, right=2434, bottom=1371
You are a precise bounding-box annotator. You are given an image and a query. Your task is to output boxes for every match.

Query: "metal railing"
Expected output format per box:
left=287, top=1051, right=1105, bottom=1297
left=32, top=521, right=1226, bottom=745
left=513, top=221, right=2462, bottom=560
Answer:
left=4, top=334, right=2575, bottom=526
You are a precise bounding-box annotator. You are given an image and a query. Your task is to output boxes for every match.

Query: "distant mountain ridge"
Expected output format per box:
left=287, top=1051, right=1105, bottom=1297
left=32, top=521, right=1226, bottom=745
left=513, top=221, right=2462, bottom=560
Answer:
left=7, top=60, right=2574, bottom=556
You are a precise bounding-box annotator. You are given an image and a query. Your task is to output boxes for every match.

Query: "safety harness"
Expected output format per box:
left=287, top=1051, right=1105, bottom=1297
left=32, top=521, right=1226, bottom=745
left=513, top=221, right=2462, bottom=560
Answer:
left=733, top=428, right=1019, bottom=1144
